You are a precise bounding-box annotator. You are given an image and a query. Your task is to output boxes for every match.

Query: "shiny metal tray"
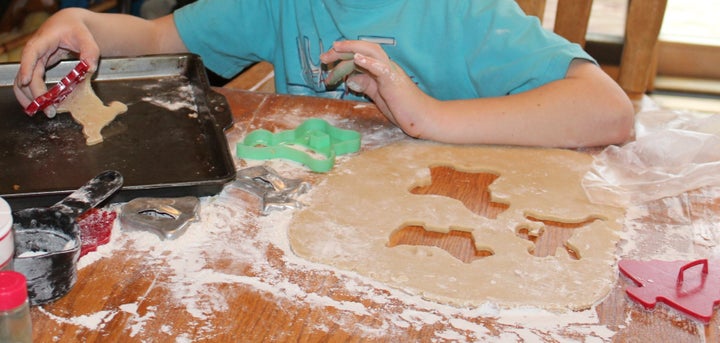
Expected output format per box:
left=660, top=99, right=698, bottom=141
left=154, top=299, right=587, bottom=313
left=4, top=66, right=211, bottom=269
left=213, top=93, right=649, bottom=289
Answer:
left=0, top=54, right=236, bottom=210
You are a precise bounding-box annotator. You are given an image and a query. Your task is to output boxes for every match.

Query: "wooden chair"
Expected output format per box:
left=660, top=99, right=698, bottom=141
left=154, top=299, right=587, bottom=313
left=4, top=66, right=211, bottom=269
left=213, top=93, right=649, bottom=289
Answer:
left=515, top=0, right=668, bottom=99
left=227, top=0, right=668, bottom=99
left=224, top=60, right=276, bottom=93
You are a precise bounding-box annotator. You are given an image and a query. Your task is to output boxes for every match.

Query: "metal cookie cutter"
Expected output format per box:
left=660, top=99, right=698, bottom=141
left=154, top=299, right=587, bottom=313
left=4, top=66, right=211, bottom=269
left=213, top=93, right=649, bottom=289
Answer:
left=236, top=118, right=361, bottom=173
left=25, top=60, right=90, bottom=116
left=119, top=197, right=200, bottom=240
left=234, top=166, right=310, bottom=215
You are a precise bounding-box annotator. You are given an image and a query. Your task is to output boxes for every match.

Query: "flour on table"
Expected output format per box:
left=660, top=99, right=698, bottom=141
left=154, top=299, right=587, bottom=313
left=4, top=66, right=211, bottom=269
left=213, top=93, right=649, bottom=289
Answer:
left=56, top=74, right=127, bottom=145
left=52, top=132, right=621, bottom=342
left=289, top=140, right=626, bottom=310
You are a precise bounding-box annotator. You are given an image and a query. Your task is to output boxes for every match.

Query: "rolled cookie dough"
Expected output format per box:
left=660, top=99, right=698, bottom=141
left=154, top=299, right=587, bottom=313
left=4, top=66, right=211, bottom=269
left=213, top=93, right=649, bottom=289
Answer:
left=57, top=74, right=127, bottom=145
left=288, top=141, right=625, bottom=310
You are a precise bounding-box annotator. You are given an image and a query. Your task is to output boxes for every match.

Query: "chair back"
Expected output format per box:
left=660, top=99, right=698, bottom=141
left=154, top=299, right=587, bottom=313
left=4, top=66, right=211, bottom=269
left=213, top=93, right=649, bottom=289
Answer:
left=515, top=0, right=668, bottom=98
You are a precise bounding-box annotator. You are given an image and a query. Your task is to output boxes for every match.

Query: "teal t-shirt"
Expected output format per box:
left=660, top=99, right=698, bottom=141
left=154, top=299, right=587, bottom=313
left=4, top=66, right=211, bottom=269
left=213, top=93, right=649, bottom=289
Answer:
left=174, top=0, right=594, bottom=101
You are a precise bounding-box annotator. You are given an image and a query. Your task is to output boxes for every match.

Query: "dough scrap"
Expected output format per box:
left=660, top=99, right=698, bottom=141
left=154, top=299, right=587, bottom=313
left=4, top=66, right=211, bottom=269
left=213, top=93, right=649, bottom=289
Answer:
left=57, top=74, right=127, bottom=145
left=288, top=141, right=625, bottom=310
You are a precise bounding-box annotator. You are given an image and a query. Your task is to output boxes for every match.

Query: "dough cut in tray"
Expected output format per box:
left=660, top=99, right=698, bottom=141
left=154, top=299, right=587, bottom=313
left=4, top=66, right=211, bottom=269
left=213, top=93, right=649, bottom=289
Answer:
left=57, top=75, right=127, bottom=145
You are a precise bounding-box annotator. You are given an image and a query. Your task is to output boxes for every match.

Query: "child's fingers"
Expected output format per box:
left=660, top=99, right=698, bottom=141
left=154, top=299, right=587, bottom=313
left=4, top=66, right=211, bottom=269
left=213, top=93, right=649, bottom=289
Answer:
left=352, top=53, right=393, bottom=81
left=320, top=47, right=354, bottom=64
left=325, top=59, right=356, bottom=87
left=329, top=41, right=389, bottom=62
left=13, top=64, right=53, bottom=116
left=75, top=36, right=101, bottom=74
left=14, top=63, right=48, bottom=106
left=12, top=83, right=33, bottom=110
left=322, top=41, right=396, bottom=88
left=336, top=52, right=355, bottom=61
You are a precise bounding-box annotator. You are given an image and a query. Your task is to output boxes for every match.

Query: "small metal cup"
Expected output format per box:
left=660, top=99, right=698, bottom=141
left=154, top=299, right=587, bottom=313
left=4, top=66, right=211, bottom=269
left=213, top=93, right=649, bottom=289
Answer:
left=11, top=170, right=123, bottom=305
left=12, top=227, right=80, bottom=305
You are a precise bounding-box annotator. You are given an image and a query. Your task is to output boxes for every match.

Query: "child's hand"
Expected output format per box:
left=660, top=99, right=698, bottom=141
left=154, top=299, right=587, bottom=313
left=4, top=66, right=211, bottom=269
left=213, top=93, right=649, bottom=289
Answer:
left=14, top=8, right=100, bottom=118
left=320, top=40, right=438, bottom=139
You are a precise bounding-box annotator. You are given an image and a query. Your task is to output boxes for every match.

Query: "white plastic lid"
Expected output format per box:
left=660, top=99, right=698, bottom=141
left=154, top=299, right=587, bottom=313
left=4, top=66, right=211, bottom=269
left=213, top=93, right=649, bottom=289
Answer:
left=0, top=197, right=12, bottom=270
left=0, top=197, right=10, bottom=236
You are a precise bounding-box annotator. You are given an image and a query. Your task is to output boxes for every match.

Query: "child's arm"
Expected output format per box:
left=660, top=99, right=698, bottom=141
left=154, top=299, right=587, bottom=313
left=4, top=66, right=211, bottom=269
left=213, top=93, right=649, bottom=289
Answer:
left=14, top=8, right=186, bottom=117
left=321, top=40, right=634, bottom=148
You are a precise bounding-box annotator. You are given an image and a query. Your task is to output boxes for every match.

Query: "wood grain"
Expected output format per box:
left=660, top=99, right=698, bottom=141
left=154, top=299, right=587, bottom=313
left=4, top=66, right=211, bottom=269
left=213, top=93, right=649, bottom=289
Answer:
left=27, top=89, right=719, bottom=342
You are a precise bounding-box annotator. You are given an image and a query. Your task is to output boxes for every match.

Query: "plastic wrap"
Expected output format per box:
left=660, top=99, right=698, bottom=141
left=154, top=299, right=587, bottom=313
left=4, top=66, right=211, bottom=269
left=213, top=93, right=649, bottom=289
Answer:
left=582, top=110, right=720, bottom=207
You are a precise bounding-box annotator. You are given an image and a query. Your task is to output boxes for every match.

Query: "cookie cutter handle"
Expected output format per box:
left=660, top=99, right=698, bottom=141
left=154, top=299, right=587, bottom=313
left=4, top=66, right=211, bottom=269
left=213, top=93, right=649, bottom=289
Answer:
left=677, top=258, right=708, bottom=284
left=24, top=60, right=90, bottom=116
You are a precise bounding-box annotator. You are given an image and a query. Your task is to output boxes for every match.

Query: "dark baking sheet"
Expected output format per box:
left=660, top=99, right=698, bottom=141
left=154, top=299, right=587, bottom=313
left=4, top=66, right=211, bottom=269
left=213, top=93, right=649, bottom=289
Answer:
left=0, top=54, right=236, bottom=210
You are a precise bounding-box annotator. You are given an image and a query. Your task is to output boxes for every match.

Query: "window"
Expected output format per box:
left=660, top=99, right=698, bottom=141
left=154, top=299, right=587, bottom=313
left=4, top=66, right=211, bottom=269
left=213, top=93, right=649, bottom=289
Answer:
left=544, top=0, right=720, bottom=91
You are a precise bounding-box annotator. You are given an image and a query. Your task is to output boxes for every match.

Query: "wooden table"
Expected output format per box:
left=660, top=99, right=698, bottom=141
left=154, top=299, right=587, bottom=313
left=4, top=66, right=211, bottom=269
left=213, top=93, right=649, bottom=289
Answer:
left=29, top=88, right=719, bottom=342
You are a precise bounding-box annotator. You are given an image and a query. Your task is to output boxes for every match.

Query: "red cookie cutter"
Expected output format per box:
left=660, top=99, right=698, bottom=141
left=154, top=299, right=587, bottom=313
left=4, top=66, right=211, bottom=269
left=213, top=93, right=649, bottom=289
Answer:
left=77, top=208, right=117, bottom=257
left=619, top=258, right=720, bottom=323
left=24, top=60, right=90, bottom=116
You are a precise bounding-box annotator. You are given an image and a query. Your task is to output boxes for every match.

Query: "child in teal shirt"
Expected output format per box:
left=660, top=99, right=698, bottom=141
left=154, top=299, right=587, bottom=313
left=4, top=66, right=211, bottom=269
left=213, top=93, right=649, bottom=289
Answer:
left=14, top=0, right=634, bottom=147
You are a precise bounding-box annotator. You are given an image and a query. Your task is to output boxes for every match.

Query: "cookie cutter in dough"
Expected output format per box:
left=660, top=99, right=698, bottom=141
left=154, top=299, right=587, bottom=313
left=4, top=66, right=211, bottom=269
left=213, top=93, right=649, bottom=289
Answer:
left=233, top=166, right=311, bottom=215
left=236, top=118, right=361, bottom=173
left=119, top=196, right=200, bottom=240
left=25, top=60, right=90, bottom=116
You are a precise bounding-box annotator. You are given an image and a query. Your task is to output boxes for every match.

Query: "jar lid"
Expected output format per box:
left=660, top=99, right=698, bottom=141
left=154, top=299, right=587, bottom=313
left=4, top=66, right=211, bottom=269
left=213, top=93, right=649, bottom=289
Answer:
left=0, top=271, right=28, bottom=311
left=0, top=197, right=10, bottom=235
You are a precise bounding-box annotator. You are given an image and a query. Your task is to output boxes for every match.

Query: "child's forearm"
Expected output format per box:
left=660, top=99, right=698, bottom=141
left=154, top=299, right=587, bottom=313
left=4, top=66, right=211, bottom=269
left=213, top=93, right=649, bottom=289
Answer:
left=336, top=43, right=632, bottom=148
left=77, top=10, right=187, bottom=57
left=416, top=61, right=634, bottom=148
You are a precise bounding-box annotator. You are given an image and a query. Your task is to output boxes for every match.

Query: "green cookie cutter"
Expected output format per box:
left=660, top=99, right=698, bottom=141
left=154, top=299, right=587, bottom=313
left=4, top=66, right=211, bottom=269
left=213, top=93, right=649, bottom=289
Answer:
left=236, top=118, right=361, bottom=172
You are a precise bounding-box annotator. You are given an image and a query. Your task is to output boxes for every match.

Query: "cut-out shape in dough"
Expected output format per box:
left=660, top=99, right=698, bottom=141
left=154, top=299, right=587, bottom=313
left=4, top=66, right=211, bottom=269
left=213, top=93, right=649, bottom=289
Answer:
left=410, top=166, right=509, bottom=219
left=289, top=141, right=625, bottom=310
left=388, top=225, right=494, bottom=264
left=516, top=215, right=602, bottom=260
left=57, top=74, right=127, bottom=145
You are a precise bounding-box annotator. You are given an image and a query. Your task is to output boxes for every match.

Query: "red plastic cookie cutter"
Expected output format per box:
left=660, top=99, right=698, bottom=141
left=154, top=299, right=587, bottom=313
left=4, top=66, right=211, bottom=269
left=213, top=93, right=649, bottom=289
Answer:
left=77, top=208, right=117, bottom=257
left=24, top=60, right=90, bottom=116
left=618, top=258, right=720, bottom=323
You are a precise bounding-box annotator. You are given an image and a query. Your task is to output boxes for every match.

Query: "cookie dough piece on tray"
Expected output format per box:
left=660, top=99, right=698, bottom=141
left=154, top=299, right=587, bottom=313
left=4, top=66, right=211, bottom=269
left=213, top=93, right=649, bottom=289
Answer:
left=57, top=74, right=127, bottom=145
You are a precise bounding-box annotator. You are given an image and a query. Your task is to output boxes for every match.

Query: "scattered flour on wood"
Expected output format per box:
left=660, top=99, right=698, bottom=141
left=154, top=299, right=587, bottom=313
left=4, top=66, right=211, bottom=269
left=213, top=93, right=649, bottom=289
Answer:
left=619, top=186, right=720, bottom=260
left=37, top=306, right=117, bottom=331
left=61, top=176, right=622, bottom=342
left=51, top=123, right=720, bottom=342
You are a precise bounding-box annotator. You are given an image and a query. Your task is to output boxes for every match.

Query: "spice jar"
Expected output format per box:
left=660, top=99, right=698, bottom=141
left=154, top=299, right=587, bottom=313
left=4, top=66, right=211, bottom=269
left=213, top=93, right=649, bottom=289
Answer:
left=0, top=197, right=12, bottom=271
left=0, top=271, right=33, bottom=343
